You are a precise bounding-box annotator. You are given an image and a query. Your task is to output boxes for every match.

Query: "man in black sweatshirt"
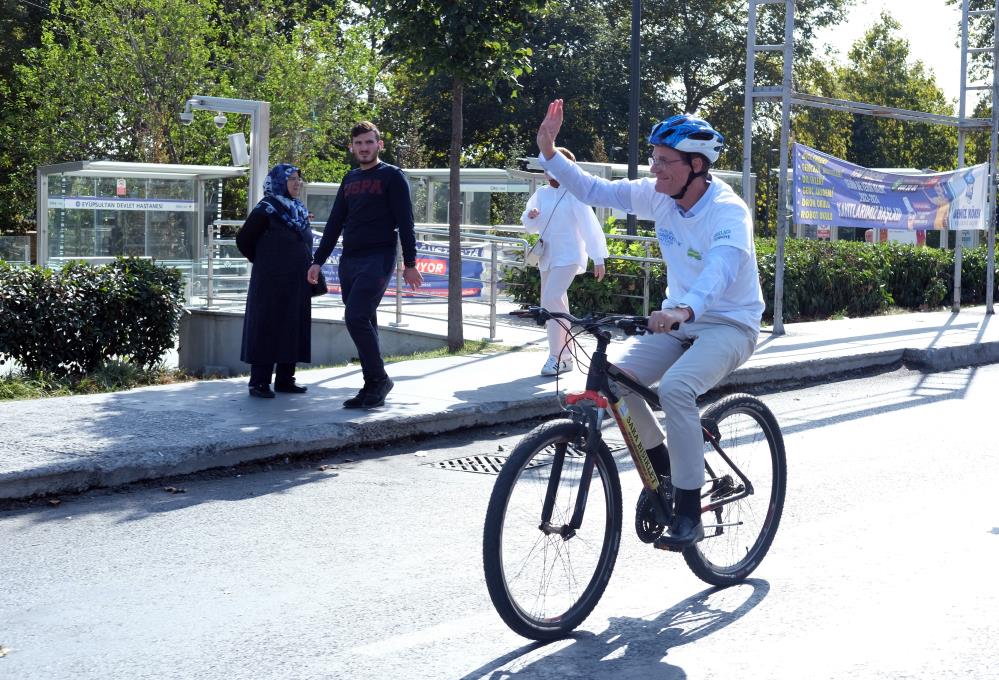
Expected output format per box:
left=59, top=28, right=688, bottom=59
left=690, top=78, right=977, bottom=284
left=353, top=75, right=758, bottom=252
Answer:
left=308, top=121, right=423, bottom=408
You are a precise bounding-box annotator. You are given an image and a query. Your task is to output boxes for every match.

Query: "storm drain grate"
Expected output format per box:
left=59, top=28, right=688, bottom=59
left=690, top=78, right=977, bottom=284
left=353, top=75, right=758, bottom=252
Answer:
left=428, top=455, right=538, bottom=475
left=429, top=447, right=587, bottom=475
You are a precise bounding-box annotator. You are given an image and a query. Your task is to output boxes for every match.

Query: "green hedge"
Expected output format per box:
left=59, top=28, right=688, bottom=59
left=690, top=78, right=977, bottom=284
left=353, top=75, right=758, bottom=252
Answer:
left=0, top=257, right=184, bottom=375
left=504, top=237, right=999, bottom=324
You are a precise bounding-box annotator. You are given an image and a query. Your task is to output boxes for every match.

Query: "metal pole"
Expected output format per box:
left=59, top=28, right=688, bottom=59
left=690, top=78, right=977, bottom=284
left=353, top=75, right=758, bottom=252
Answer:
left=642, top=238, right=651, bottom=316
left=954, top=0, right=971, bottom=313
left=742, top=0, right=758, bottom=211
left=485, top=242, right=501, bottom=342
left=772, top=0, right=794, bottom=335
left=627, top=0, right=641, bottom=236
left=206, top=221, right=215, bottom=309
left=988, top=0, right=999, bottom=313
left=36, top=168, right=48, bottom=267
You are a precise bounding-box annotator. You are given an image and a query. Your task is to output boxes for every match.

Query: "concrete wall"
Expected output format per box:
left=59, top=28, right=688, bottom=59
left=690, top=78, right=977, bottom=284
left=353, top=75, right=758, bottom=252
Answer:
left=178, top=308, right=448, bottom=376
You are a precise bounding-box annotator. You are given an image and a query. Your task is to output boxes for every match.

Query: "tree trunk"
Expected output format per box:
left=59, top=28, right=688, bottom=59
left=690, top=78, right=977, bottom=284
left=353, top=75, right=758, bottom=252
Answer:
left=447, top=77, right=465, bottom=352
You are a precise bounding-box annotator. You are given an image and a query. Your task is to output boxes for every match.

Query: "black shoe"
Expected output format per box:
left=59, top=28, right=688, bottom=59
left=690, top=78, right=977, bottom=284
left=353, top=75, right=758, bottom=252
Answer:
left=274, top=381, right=307, bottom=394
left=343, top=377, right=394, bottom=409
left=248, top=384, right=275, bottom=399
left=654, top=514, right=704, bottom=551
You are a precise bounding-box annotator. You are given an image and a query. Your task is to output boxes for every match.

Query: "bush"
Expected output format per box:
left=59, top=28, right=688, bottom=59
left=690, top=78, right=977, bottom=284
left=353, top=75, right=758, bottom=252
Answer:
left=504, top=229, right=668, bottom=315
left=504, top=236, right=998, bottom=324
left=0, top=257, right=184, bottom=376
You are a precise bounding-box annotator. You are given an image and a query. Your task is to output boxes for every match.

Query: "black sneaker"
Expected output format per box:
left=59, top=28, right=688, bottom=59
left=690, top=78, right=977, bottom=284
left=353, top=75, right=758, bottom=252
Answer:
left=343, top=377, right=394, bottom=409
left=654, top=515, right=704, bottom=552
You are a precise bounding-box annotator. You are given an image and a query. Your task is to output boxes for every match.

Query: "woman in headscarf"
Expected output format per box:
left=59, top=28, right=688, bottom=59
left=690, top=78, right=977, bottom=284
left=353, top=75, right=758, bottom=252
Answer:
left=237, top=164, right=315, bottom=398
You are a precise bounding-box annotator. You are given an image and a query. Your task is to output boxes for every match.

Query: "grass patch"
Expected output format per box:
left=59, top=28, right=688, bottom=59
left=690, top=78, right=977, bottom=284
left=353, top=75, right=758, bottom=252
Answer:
left=0, top=340, right=520, bottom=400
left=385, top=340, right=518, bottom=364
left=0, top=362, right=195, bottom=401
left=296, top=339, right=521, bottom=373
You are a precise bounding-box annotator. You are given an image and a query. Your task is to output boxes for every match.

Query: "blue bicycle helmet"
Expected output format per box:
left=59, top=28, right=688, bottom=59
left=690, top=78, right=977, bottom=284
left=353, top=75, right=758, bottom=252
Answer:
left=648, top=114, right=725, bottom=163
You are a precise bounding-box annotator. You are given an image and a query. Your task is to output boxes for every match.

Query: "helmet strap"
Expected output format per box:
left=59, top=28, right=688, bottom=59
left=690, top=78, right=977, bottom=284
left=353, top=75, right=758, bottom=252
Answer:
left=669, top=162, right=708, bottom=201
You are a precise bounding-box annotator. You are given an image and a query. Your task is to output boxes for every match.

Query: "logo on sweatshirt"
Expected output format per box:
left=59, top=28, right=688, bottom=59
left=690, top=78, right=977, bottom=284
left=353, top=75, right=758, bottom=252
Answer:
left=657, top=227, right=681, bottom=248
left=686, top=247, right=702, bottom=260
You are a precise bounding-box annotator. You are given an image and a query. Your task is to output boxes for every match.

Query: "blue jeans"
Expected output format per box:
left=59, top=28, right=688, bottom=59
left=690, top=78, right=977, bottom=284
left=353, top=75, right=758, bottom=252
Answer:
left=339, top=250, right=395, bottom=383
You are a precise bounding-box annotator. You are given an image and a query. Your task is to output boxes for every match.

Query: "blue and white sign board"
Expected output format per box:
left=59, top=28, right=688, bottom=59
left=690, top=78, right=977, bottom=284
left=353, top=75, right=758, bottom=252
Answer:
left=47, top=197, right=198, bottom=212
left=793, top=143, right=988, bottom=231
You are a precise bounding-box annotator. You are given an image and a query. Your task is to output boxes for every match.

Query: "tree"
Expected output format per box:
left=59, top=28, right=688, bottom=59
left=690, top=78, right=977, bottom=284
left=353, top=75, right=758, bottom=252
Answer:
left=369, top=0, right=545, bottom=351
left=839, top=13, right=956, bottom=170
left=1, top=0, right=379, bottom=229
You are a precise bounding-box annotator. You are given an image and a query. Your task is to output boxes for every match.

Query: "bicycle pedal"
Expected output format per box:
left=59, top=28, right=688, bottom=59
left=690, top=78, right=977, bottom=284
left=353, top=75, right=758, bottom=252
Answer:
left=653, top=539, right=684, bottom=553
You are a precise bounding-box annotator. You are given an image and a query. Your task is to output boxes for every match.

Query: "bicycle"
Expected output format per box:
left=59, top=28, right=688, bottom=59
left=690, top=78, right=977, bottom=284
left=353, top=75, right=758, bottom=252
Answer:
left=482, top=307, right=787, bottom=640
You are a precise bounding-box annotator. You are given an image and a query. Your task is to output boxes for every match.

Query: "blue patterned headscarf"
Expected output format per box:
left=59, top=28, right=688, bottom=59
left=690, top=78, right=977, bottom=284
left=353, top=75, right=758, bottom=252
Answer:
left=257, top=163, right=311, bottom=234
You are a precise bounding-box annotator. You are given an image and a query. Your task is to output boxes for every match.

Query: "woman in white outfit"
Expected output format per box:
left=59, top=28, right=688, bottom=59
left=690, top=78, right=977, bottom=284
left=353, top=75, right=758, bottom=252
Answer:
left=521, top=146, right=610, bottom=376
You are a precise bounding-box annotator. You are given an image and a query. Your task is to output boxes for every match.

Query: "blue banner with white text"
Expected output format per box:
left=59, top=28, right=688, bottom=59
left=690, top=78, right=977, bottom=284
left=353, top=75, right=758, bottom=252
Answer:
left=793, top=143, right=987, bottom=231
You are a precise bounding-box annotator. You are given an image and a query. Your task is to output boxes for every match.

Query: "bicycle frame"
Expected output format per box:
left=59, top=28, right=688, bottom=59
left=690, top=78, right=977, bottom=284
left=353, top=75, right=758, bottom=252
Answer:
left=544, top=319, right=757, bottom=535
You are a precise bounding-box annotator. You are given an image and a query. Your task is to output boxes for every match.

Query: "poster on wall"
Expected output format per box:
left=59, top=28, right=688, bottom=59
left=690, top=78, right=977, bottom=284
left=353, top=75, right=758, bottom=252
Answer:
left=312, top=240, right=484, bottom=298
left=792, top=143, right=988, bottom=231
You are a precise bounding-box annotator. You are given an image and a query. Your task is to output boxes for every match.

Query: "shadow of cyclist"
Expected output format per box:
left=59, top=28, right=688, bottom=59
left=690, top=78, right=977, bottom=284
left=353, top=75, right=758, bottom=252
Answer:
left=461, top=579, right=770, bottom=679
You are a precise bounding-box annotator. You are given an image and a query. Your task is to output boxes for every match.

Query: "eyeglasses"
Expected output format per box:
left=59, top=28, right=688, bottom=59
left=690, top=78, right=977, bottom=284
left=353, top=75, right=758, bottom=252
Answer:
left=287, top=176, right=305, bottom=184
left=648, top=156, right=687, bottom=169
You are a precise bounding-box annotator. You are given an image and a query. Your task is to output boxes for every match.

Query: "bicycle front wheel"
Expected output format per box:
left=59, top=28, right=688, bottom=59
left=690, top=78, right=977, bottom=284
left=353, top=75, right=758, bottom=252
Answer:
left=482, top=418, right=622, bottom=640
left=684, top=393, right=787, bottom=586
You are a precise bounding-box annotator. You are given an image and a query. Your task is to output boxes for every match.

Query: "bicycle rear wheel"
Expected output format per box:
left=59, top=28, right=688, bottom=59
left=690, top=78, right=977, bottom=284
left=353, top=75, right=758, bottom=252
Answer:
left=482, top=418, right=622, bottom=640
left=684, top=393, right=787, bottom=586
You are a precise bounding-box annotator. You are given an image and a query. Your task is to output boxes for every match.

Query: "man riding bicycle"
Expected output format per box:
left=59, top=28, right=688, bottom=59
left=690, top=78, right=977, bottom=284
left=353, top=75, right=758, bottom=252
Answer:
left=535, top=99, right=764, bottom=549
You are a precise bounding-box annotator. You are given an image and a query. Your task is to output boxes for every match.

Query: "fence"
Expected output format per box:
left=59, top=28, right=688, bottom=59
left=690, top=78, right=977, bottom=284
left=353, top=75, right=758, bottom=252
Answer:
left=201, top=220, right=668, bottom=327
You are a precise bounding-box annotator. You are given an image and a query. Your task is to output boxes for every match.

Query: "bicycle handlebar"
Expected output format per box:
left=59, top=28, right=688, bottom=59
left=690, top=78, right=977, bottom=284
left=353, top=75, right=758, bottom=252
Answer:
left=510, top=307, right=678, bottom=335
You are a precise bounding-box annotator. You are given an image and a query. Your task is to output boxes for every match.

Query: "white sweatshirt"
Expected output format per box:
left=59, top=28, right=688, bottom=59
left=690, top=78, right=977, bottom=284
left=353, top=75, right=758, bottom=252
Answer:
left=521, top=184, right=609, bottom=274
left=539, top=152, right=764, bottom=331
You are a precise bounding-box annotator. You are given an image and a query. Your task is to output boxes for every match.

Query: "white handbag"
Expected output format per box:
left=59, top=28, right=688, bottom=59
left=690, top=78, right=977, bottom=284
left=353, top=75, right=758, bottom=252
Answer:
left=524, top=190, right=567, bottom=268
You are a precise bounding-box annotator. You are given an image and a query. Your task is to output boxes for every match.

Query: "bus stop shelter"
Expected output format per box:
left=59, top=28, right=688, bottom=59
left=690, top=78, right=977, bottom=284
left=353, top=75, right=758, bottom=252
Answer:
left=36, top=160, right=247, bottom=300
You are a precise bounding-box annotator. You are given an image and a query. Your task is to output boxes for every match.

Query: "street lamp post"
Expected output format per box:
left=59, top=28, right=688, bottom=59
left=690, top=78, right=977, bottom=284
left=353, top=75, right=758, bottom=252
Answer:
left=180, top=96, right=270, bottom=211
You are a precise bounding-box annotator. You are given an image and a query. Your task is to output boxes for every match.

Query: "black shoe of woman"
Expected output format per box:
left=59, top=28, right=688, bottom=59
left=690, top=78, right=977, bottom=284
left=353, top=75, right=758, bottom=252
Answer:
left=248, top=384, right=276, bottom=398
left=274, top=382, right=307, bottom=393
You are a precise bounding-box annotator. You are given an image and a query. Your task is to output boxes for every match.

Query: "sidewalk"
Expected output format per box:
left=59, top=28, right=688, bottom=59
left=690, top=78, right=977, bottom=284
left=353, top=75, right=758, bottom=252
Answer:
left=2, top=306, right=997, bottom=500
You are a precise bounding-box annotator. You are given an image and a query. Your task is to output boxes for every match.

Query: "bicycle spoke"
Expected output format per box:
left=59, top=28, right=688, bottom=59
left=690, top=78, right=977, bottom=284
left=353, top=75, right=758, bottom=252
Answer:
left=483, top=419, right=622, bottom=639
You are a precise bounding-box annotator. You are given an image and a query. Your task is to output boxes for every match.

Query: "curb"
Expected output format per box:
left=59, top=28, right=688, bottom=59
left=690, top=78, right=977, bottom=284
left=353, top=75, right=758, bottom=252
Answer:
left=0, top=395, right=565, bottom=501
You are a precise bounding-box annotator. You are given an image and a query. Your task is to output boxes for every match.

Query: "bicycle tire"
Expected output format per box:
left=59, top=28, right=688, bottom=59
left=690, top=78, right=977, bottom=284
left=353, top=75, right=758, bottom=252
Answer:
left=482, top=418, right=622, bottom=640
left=683, top=393, right=787, bottom=586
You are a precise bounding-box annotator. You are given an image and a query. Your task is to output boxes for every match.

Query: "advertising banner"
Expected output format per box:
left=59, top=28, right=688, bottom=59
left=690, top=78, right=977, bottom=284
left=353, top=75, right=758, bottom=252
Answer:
left=793, top=143, right=988, bottom=231
left=312, top=239, right=484, bottom=298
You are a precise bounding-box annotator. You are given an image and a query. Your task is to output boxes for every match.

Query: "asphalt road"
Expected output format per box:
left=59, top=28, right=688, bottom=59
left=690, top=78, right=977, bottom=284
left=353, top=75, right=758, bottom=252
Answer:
left=2, top=364, right=998, bottom=680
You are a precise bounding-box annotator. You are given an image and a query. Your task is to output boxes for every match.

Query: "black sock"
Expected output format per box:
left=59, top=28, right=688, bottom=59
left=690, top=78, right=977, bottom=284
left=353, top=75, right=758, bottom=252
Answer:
left=646, top=443, right=670, bottom=477
left=674, top=487, right=702, bottom=522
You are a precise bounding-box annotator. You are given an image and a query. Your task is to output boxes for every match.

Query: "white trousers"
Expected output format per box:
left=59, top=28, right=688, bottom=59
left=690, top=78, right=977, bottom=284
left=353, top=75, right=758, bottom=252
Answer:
left=539, top=265, right=579, bottom=360
left=611, top=319, right=757, bottom=489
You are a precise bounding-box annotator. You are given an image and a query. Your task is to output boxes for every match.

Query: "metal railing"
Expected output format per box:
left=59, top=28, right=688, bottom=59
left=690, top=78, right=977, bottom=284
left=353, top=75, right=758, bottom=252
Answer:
left=201, top=219, right=664, bottom=329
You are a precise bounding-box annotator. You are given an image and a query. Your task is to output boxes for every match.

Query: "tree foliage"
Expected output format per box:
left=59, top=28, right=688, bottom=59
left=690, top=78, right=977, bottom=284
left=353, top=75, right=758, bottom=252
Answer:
left=0, top=0, right=377, bottom=229
left=368, top=0, right=545, bottom=350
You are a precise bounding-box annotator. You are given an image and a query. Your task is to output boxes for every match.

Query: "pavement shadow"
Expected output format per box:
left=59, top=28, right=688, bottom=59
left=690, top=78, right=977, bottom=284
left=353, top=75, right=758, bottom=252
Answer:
left=5, top=457, right=340, bottom=523
left=462, top=579, right=769, bottom=680
left=771, top=364, right=979, bottom=438
left=751, top=318, right=982, bottom=357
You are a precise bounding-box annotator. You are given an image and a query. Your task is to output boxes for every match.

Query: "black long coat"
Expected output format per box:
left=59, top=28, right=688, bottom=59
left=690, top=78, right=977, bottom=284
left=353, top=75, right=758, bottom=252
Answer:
left=236, top=206, right=312, bottom=365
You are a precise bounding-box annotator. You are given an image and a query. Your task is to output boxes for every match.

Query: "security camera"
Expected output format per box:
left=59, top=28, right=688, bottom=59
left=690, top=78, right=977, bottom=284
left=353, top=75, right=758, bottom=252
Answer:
left=179, top=110, right=194, bottom=126
left=213, top=113, right=228, bottom=129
